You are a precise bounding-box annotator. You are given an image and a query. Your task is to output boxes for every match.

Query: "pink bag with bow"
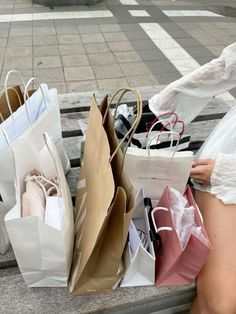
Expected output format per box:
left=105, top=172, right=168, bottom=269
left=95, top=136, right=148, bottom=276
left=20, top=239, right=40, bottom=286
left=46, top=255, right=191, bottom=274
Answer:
left=152, top=186, right=211, bottom=286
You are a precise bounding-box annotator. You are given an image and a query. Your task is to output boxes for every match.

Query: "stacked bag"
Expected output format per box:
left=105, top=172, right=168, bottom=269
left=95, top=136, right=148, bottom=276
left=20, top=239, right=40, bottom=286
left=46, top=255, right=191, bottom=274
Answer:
left=0, top=70, right=70, bottom=256
left=1, top=73, right=211, bottom=292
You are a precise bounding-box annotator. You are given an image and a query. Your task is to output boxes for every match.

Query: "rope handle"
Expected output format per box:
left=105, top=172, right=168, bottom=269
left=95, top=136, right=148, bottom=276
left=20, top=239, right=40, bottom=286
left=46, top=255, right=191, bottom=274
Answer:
left=0, top=86, right=24, bottom=121
left=147, top=131, right=180, bottom=157
left=43, top=132, right=63, bottom=192
left=102, top=87, right=143, bottom=162
left=146, top=111, right=185, bottom=138
left=4, top=70, right=27, bottom=118
left=0, top=112, right=4, bottom=123
left=151, top=207, right=173, bottom=234
left=24, top=77, right=48, bottom=126
left=146, top=118, right=174, bottom=141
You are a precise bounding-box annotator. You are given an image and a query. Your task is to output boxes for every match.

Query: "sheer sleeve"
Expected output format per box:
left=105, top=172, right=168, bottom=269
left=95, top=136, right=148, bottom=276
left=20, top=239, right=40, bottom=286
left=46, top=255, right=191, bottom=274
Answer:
left=210, top=152, right=236, bottom=204
left=149, top=42, right=236, bottom=125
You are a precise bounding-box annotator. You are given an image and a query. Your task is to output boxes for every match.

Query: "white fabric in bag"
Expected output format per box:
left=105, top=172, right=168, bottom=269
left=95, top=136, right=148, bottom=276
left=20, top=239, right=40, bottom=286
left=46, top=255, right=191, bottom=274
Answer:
left=5, top=134, right=74, bottom=287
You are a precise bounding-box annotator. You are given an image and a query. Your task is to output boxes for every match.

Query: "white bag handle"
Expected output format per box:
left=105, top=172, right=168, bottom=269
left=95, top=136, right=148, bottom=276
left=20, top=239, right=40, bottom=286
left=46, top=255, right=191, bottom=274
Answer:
left=24, top=77, right=48, bottom=125
left=147, top=130, right=180, bottom=149
left=4, top=71, right=33, bottom=129
left=1, top=128, right=16, bottom=204
left=1, top=128, right=13, bottom=154
left=151, top=207, right=173, bottom=234
left=43, top=132, right=63, bottom=192
left=146, top=131, right=180, bottom=161
left=146, top=116, right=181, bottom=156
left=4, top=70, right=27, bottom=118
left=146, top=118, right=173, bottom=140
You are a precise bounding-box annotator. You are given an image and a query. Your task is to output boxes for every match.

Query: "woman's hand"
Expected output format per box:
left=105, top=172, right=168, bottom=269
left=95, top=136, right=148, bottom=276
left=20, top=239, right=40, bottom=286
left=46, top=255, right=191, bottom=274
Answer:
left=190, top=159, right=215, bottom=186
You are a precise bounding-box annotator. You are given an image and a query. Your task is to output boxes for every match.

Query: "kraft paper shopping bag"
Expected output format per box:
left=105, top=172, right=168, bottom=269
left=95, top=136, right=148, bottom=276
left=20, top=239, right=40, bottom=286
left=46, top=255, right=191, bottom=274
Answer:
left=69, top=88, right=142, bottom=295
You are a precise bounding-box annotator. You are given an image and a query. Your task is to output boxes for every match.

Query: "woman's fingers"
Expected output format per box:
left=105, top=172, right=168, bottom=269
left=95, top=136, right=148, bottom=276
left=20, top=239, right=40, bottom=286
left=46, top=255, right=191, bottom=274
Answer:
left=190, top=165, right=206, bottom=176
left=193, top=159, right=215, bottom=167
left=190, top=159, right=216, bottom=186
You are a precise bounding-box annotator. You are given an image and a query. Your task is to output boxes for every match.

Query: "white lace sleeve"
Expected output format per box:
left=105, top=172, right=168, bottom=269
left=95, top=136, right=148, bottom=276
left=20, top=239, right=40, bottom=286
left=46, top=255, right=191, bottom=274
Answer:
left=210, top=152, right=236, bottom=204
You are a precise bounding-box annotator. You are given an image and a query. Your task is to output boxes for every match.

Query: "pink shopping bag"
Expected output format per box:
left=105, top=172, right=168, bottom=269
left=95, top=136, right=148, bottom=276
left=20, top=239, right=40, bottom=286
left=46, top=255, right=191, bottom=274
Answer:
left=152, top=186, right=211, bottom=286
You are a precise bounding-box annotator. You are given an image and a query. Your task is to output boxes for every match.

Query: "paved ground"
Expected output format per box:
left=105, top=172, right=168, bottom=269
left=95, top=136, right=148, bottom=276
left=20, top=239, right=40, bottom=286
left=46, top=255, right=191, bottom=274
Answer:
left=1, top=2, right=236, bottom=312
left=0, top=0, right=236, bottom=94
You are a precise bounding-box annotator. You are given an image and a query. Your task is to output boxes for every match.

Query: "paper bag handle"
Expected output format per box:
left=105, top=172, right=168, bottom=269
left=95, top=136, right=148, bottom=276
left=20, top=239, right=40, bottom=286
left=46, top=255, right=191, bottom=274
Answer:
left=104, top=87, right=143, bottom=162
left=1, top=128, right=13, bottom=153
left=4, top=71, right=33, bottom=130
left=24, top=77, right=48, bottom=125
left=146, top=119, right=175, bottom=150
left=0, top=86, right=23, bottom=119
left=146, top=118, right=173, bottom=139
left=151, top=207, right=173, bottom=234
left=4, top=70, right=27, bottom=117
left=147, top=112, right=177, bottom=133
left=147, top=131, right=180, bottom=164
left=147, top=112, right=185, bottom=137
left=43, top=132, right=65, bottom=197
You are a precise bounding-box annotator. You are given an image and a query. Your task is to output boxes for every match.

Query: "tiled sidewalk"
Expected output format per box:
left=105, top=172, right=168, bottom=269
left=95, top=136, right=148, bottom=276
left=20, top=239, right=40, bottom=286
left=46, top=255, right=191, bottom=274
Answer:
left=0, top=0, right=236, bottom=94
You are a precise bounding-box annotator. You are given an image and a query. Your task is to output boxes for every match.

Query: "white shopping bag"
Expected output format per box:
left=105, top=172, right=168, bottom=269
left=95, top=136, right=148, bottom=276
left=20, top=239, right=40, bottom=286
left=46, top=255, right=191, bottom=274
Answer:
left=0, top=202, right=10, bottom=254
left=125, top=142, right=193, bottom=200
left=0, top=71, right=70, bottom=210
left=121, top=188, right=156, bottom=287
left=5, top=133, right=74, bottom=287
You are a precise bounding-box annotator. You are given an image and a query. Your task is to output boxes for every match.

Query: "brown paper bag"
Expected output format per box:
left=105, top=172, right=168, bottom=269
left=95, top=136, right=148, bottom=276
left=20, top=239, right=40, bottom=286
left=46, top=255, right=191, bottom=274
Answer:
left=0, top=86, right=24, bottom=122
left=69, top=88, right=142, bottom=295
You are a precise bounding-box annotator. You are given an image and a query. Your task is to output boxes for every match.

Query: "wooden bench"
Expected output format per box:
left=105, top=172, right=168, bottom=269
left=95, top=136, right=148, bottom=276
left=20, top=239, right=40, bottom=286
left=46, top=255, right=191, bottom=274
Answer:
left=0, top=86, right=234, bottom=313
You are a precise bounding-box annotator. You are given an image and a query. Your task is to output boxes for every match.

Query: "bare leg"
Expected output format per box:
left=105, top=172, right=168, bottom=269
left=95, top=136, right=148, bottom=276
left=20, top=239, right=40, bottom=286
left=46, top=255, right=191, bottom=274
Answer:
left=191, top=190, right=236, bottom=314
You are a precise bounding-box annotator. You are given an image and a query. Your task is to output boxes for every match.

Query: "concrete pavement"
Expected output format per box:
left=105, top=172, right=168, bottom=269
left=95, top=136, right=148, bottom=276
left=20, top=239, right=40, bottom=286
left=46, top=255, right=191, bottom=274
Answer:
left=0, top=0, right=236, bottom=95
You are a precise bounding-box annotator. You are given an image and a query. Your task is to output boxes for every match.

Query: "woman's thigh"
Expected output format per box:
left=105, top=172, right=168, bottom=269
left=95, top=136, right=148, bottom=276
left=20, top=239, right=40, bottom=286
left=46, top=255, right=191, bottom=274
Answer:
left=194, top=190, right=236, bottom=311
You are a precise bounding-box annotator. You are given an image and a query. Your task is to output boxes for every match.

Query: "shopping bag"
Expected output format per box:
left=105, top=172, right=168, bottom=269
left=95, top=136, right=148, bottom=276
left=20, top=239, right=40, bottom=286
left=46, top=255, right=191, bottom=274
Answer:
left=115, top=109, right=190, bottom=151
left=0, top=85, right=24, bottom=121
left=124, top=138, right=194, bottom=200
left=152, top=186, right=211, bottom=286
left=120, top=188, right=156, bottom=287
left=0, top=71, right=70, bottom=210
left=0, top=203, right=10, bottom=254
left=4, top=133, right=74, bottom=287
left=69, top=88, right=142, bottom=295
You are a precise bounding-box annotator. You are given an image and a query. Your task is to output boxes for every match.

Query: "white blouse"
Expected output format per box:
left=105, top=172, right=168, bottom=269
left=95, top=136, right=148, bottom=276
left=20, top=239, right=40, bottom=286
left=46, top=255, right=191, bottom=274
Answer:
left=193, top=152, right=236, bottom=204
